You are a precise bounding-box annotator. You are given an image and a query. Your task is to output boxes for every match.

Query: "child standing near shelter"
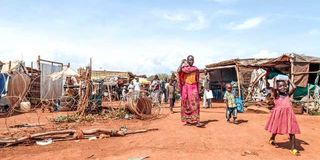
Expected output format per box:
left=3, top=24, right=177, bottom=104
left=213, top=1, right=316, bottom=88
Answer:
left=265, top=78, right=301, bottom=156
left=224, top=83, right=238, bottom=124
left=167, top=80, right=176, bottom=113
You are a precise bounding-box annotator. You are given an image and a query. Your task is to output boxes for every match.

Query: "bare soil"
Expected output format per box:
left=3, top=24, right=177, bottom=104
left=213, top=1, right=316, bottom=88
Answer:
left=1, top=102, right=320, bottom=160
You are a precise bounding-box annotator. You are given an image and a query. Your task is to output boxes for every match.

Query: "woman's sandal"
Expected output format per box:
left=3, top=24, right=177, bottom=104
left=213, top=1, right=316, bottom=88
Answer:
left=269, top=139, right=276, bottom=146
left=290, top=149, right=300, bottom=156
left=196, top=122, right=205, bottom=127
left=184, top=122, right=194, bottom=126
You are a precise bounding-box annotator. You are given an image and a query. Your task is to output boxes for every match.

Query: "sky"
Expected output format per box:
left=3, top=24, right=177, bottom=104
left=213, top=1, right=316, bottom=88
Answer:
left=0, top=0, right=320, bottom=75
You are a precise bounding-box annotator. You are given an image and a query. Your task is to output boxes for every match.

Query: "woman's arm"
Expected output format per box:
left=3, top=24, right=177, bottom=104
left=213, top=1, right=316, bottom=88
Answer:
left=177, top=59, right=186, bottom=73
left=288, top=79, right=296, bottom=96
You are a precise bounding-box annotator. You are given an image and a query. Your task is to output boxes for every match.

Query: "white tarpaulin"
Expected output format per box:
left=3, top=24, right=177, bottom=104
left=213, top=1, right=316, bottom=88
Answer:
left=40, top=63, right=63, bottom=100
left=49, top=68, right=79, bottom=81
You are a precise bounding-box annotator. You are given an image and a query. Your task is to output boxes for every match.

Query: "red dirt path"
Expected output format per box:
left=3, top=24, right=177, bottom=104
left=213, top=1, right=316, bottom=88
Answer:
left=1, top=103, right=320, bottom=160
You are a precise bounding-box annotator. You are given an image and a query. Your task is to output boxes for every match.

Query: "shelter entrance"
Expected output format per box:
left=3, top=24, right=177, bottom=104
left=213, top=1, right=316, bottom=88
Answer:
left=209, top=67, right=237, bottom=101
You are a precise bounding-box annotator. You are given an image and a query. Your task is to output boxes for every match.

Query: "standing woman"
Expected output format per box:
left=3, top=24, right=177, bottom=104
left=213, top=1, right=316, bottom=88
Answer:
left=151, top=75, right=161, bottom=105
left=178, top=55, right=203, bottom=127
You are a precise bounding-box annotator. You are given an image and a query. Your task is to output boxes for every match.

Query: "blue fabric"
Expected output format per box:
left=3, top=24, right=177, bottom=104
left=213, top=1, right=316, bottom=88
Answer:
left=235, top=97, right=244, bottom=113
left=0, top=73, right=8, bottom=97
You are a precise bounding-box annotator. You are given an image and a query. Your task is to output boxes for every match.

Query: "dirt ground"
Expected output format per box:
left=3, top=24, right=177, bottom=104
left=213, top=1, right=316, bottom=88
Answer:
left=1, top=102, right=320, bottom=160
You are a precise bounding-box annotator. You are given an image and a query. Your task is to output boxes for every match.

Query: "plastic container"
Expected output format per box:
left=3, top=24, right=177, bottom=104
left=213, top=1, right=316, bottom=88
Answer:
left=275, top=74, right=289, bottom=81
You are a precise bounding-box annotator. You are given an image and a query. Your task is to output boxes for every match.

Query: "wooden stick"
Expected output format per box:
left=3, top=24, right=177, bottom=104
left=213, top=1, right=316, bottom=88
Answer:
left=290, top=56, right=294, bottom=99
left=0, top=128, right=158, bottom=147
left=235, top=66, right=242, bottom=97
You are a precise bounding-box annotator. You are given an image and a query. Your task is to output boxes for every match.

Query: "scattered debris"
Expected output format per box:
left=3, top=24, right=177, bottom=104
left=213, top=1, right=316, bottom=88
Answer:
left=36, top=138, right=53, bottom=146
left=241, top=150, right=259, bottom=156
left=0, top=127, right=158, bottom=147
left=9, top=123, right=45, bottom=128
left=99, top=133, right=110, bottom=139
left=88, top=137, right=97, bottom=141
left=87, top=154, right=95, bottom=159
left=128, top=156, right=150, bottom=160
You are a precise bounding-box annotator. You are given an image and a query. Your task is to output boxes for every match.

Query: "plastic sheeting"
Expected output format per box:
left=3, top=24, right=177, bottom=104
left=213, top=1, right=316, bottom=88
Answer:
left=0, top=73, right=8, bottom=97
left=6, top=72, right=31, bottom=109
left=40, top=63, right=63, bottom=100
left=48, top=67, right=79, bottom=81
left=293, top=62, right=310, bottom=88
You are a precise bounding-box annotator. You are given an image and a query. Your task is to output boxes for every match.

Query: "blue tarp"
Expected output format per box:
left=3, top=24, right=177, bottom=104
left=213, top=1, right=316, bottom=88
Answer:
left=236, top=97, right=244, bottom=113
left=0, top=73, right=8, bottom=97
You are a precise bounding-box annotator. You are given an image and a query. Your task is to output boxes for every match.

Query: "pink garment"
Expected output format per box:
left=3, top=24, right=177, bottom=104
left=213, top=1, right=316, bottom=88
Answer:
left=178, top=66, right=200, bottom=123
left=265, top=96, right=301, bottom=134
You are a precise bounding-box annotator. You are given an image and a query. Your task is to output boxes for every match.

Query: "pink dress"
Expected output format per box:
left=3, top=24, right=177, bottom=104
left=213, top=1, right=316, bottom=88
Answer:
left=265, top=95, right=301, bottom=134
left=178, top=65, right=200, bottom=123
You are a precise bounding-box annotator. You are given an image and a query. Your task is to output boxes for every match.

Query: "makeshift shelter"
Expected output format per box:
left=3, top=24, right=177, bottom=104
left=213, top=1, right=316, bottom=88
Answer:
left=0, top=61, right=3, bottom=71
left=80, top=69, right=134, bottom=81
left=49, top=67, right=79, bottom=81
left=38, top=57, right=64, bottom=100
left=0, top=61, right=31, bottom=113
left=261, top=53, right=320, bottom=87
left=25, top=67, right=41, bottom=105
left=260, top=53, right=320, bottom=100
left=205, top=58, right=272, bottom=101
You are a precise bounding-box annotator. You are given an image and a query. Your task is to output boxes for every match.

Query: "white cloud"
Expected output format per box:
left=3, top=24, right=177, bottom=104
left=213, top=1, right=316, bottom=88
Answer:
left=0, top=25, right=219, bottom=75
left=252, top=49, right=280, bottom=58
left=308, top=29, right=320, bottom=35
left=215, top=9, right=237, bottom=16
left=185, top=12, right=208, bottom=31
left=229, top=17, right=264, bottom=30
left=159, top=11, right=208, bottom=31
left=163, top=13, right=189, bottom=22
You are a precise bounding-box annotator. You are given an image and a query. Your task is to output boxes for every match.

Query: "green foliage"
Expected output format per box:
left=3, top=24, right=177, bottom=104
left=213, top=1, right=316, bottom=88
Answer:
left=52, top=114, right=95, bottom=123
left=103, top=109, right=132, bottom=119
left=308, top=110, right=320, bottom=116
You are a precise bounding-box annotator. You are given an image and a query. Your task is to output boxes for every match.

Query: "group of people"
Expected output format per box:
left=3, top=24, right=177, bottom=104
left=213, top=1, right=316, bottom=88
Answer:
left=177, top=55, right=301, bottom=156
left=121, top=74, right=177, bottom=111
left=149, top=74, right=178, bottom=112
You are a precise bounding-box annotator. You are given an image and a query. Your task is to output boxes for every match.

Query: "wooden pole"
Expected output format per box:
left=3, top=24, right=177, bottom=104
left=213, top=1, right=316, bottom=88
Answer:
left=107, top=84, right=112, bottom=103
left=207, top=65, right=237, bottom=71
left=235, top=66, right=242, bottom=98
left=290, top=55, right=294, bottom=99
left=8, top=61, right=11, bottom=70
left=307, top=83, right=310, bottom=99
left=37, top=55, right=41, bottom=70
left=31, top=62, right=33, bottom=76
left=220, top=69, right=223, bottom=99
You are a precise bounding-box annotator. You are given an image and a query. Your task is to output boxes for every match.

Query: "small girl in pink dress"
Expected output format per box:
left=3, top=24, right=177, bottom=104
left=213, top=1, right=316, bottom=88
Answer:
left=265, top=78, right=301, bottom=156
